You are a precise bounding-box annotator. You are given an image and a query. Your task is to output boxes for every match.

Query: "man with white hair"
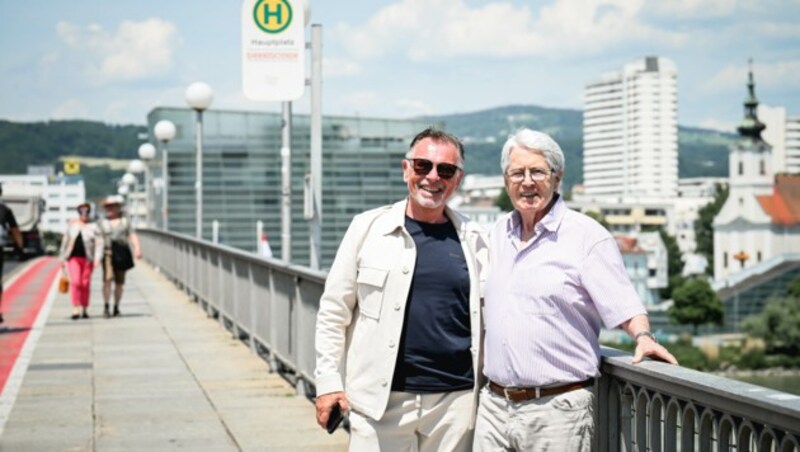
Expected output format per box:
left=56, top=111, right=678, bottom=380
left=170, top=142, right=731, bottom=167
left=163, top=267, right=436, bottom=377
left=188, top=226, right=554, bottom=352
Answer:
left=474, top=129, right=677, bottom=451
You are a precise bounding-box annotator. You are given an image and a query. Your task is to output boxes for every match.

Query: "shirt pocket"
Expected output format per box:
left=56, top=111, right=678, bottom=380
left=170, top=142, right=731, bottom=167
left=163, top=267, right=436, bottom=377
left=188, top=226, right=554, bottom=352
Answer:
left=356, top=266, right=389, bottom=319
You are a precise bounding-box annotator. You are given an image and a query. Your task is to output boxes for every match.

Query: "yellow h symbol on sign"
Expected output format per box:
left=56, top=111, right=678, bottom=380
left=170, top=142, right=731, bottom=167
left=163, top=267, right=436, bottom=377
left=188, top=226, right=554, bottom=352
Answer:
left=64, top=159, right=80, bottom=175
left=253, top=0, right=293, bottom=34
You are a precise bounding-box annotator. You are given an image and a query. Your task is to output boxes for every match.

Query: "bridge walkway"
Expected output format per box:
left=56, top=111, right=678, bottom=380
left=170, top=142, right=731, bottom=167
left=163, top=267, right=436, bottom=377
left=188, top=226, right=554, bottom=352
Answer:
left=0, top=260, right=347, bottom=451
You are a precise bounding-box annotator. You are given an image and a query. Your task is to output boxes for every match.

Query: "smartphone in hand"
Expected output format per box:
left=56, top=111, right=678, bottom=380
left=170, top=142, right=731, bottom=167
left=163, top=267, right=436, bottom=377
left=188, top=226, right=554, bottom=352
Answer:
left=326, top=403, right=345, bottom=434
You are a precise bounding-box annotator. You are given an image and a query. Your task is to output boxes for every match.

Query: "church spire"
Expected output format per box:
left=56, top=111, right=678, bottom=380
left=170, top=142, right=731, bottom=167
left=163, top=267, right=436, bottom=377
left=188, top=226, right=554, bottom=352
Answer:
left=736, top=58, right=766, bottom=141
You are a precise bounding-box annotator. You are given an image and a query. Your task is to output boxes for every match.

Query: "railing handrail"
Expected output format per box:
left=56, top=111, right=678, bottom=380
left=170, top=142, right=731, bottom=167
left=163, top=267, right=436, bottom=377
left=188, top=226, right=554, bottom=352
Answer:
left=601, top=347, right=800, bottom=434
left=138, top=228, right=800, bottom=451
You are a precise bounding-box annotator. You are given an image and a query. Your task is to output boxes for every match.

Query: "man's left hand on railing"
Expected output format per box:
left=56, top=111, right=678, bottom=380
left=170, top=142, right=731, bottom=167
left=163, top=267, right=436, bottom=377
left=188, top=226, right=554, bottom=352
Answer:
left=632, top=335, right=678, bottom=365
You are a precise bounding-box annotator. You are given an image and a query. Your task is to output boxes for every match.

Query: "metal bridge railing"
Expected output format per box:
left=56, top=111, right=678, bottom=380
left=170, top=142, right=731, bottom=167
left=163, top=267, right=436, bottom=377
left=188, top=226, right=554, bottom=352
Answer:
left=138, top=229, right=800, bottom=452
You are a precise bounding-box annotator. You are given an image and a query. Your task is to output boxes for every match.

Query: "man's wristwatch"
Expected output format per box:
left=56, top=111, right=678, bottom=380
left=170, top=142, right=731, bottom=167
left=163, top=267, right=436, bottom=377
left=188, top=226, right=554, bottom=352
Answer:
left=633, top=331, right=657, bottom=343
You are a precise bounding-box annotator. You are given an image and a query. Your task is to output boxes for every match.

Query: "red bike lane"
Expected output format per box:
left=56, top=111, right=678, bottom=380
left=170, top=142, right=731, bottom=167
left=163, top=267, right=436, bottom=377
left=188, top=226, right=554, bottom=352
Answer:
left=0, top=257, right=60, bottom=395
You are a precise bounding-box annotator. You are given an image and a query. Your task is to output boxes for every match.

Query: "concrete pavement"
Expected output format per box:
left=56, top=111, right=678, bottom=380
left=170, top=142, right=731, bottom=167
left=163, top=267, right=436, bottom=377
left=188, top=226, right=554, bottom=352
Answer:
left=0, top=261, right=348, bottom=451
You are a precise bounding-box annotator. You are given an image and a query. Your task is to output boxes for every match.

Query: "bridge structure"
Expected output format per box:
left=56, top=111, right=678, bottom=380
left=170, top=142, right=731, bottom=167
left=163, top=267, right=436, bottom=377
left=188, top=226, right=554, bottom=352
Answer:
left=1, top=228, right=799, bottom=451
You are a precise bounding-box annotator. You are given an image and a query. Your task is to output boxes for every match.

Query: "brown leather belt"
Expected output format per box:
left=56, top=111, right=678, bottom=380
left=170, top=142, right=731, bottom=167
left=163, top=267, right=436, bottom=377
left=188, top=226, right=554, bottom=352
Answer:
left=488, top=379, right=594, bottom=403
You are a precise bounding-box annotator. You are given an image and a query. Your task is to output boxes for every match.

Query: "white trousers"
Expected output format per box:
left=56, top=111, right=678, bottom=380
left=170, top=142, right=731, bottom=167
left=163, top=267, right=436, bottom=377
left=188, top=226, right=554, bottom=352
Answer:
left=473, top=386, right=595, bottom=452
left=348, top=389, right=473, bottom=452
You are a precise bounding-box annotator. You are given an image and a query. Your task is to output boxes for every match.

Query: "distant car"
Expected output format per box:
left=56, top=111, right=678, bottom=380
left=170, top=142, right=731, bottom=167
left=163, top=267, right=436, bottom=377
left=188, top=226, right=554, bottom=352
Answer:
left=1, top=194, right=45, bottom=258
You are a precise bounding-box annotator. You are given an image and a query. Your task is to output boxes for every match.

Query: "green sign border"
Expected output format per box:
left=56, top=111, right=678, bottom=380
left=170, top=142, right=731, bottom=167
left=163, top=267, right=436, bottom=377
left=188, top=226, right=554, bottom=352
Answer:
left=253, top=0, right=293, bottom=34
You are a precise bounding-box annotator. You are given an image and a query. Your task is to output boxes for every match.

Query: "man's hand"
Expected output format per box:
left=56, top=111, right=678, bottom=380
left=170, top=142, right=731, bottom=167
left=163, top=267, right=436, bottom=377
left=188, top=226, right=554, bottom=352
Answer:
left=315, top=391, right=349, bottom=430
left=632, top=336, right=678, bottom=365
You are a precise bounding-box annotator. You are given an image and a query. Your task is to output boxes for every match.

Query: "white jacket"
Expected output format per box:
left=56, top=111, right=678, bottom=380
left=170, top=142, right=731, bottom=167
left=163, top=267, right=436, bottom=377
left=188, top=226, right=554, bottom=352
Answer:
left=59, top=221, right=104, bottom=263
left=314, top=199, right=489, bottom=422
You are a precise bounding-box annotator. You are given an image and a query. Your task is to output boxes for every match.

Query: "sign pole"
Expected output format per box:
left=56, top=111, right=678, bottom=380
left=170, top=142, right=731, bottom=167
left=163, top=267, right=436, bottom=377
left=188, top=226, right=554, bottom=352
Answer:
left=309, top=24, right=322, bottom=270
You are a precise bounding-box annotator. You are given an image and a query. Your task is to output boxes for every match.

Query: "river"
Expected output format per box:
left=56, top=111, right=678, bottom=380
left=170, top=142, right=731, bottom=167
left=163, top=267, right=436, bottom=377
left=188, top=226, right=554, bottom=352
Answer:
left=731, top=374, right=800, bottom=396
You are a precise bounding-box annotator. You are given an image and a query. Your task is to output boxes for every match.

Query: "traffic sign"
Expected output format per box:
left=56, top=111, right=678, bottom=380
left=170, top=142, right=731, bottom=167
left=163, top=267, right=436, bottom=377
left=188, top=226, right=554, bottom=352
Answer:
left=242, top=0, right=306, bottom=101
left=64, top=159, right=80, bottom=175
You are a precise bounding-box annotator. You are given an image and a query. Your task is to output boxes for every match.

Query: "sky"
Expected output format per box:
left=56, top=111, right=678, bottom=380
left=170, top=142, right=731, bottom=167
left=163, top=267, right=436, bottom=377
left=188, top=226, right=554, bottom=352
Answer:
left=1, top=0, right=799, bottom=132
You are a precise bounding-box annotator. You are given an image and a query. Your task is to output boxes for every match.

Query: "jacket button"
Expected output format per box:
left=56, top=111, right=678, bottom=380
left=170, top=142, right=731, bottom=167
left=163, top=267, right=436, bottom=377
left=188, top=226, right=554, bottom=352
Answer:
left=381, top=379, right=388, bottom=387
left=402, top=266, right=409, bottom=274
left=389, top=340, right=396, bottom=348
left=394, top=304, right=401, bottom=311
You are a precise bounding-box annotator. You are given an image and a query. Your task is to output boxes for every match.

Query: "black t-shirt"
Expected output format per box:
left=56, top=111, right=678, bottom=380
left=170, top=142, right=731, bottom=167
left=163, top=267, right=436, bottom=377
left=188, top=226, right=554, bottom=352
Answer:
left=0, top=203, right=18, bottom=231
left=70, top=232, right=87, bottom=259
left=0, top=203, right=18, bottom=251
left=391, top=216, right=473, bottom=393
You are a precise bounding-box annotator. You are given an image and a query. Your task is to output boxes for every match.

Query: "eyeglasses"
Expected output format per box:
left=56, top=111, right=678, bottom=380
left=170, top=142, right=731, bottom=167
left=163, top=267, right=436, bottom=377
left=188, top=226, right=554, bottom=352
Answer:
left=505, top=167, right=552, bottom=183
left=406, top=158, right=462, bottom=180
left=78, top=208, right=90, bottom=215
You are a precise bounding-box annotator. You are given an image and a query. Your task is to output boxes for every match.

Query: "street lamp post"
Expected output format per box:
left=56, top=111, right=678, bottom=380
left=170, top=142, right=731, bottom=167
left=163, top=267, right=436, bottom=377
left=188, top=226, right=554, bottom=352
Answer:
left=154, top=120, right=176, bottom=231
left=185, top=82, right=213, bottom=239
left=138, top=143, right=156, bottom=227
left=128, top=160, right=146, bottom=227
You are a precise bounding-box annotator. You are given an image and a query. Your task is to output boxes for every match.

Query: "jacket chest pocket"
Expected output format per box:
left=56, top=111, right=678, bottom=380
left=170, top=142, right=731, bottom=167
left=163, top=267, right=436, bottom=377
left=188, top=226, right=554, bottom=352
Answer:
left=356, top=267, right=389, bottom=319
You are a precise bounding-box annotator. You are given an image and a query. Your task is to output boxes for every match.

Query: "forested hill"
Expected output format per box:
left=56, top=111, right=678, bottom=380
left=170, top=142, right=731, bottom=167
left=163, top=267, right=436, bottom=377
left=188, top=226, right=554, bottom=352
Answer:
left=422, top=105, right=737, bottom=193
left=0, top=106, right=737, bottom=198
left=0, top=120, right=144, bottom=173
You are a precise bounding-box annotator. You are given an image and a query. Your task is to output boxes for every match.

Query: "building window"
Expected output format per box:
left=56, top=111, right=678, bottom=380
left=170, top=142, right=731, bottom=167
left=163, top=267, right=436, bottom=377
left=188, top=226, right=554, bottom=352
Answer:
left=760, top=159, right=765, bottom=175
left=724, top=252, right=728, bottom=268
left=757, top=251, right=762, bottom=262
left=738, top=161, right=744, bottom=175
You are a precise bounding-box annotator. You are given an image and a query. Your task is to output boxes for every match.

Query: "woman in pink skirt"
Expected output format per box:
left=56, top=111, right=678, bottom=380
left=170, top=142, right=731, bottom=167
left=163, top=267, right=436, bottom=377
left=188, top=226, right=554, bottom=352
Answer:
left=59, top=203, right=104, bottom=319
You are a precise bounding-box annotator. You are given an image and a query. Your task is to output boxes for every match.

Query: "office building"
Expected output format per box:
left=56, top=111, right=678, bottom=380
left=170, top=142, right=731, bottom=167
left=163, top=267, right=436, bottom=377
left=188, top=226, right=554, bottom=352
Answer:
left=146, top=107, right=431, bottom=269
left=759, top=104, right=800, bottom=174
left=583, top=56, right=678, bottom=198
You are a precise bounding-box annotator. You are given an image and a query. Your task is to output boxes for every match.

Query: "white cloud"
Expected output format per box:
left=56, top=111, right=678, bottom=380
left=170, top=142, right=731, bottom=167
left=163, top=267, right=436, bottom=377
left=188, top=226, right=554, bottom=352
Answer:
left=55, top=18, right=180, bottom=83
left=395, top=99, right=433, bottom=116
left=51, top=99, right=90, bottom=119
left=703, top=60, right=800, bottom=93
left=648, top=0, right=740, bottom=17
left=323, top=57, right=361, bottom=78
left=334, top=0, right=686, bottom=61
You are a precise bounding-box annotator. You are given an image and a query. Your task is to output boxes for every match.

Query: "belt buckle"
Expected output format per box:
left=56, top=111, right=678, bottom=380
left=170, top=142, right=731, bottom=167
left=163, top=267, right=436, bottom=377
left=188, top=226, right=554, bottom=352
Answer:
left=502, top=386, right=519, bottom=400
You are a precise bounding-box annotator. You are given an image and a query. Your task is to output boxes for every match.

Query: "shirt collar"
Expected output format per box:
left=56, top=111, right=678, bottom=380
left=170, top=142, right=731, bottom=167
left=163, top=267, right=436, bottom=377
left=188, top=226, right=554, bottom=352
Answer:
left=377, top=198, right=468, bottom=237
left=505, top=193, right=566, bottom=237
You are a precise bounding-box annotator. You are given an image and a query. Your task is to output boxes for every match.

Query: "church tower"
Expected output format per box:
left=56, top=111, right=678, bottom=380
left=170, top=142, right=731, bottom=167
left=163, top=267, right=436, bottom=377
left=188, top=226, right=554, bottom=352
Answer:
left=713, top=61, right=773, bottom=279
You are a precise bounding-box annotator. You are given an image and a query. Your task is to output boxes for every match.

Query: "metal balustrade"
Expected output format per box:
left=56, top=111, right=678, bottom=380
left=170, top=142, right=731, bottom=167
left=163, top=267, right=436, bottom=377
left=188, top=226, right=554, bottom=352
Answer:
left=138, top=229, right=800, bottom=451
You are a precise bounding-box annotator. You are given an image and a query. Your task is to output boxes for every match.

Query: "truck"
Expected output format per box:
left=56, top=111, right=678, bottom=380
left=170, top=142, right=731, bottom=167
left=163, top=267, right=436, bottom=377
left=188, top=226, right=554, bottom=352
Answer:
left=1, top=194, right=45, bottom=258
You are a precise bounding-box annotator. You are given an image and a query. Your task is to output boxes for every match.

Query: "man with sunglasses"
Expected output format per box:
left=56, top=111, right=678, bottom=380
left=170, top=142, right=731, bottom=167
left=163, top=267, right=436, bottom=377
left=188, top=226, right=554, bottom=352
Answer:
left=0, top=183, right=24, bottom=324
left=315, top=127, right=488, bottom=451
left=474, top=129, right=677, bottom=451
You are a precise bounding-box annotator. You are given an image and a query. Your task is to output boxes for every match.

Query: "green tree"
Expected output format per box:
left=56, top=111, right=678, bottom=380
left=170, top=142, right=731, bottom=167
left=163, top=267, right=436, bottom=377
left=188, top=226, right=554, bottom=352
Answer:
left=694, top=184, right=729, bottom=275
left=642, top=226, right=685, bottom=299
left=668, top=279, right=724, bottom=335
left=787, top=274, right=800, bottom=298
left=583, top=210, right=610, bottom=230
left=495, top=189, right=513, bottom=212
left=741, top=296, right=800, bottom=354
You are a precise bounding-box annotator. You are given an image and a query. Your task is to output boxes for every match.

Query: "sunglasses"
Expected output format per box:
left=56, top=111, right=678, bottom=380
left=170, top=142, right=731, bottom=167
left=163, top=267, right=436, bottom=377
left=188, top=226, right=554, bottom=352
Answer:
left=78, top=208, right=90, bottom=215
left=406, top=158, right=461, bottom=180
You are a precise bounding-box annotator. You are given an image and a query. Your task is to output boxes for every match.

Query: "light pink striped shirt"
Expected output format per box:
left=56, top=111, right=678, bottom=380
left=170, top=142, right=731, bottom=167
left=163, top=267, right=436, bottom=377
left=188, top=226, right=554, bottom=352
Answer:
left=483, top=196, right=646, bottom=387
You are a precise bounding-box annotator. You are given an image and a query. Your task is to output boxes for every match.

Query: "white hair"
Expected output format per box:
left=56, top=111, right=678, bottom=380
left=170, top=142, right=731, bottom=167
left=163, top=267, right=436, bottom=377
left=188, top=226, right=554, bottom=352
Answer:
left=500, top=129, right=565, bottom=175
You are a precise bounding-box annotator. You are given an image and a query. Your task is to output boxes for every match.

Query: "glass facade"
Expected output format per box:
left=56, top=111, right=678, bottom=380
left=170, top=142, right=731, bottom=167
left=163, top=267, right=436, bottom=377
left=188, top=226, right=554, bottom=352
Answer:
left=146, top=107, right=433, bottom=269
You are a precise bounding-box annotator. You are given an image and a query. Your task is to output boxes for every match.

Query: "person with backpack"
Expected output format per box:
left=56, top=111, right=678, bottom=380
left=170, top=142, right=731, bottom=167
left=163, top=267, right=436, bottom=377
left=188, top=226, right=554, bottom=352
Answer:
left=0, top=183, right=24, bottom=324
left=98, top=195, right=141, bottom=318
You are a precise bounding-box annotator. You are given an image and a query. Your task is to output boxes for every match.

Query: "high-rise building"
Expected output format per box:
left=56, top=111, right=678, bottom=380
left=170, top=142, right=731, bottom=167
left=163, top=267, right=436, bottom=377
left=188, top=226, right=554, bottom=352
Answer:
left=146, top=108, right=432, bottom=269
left=759, top=104, right=800, bottom=174
left=583, top=56, right=678, bottom=198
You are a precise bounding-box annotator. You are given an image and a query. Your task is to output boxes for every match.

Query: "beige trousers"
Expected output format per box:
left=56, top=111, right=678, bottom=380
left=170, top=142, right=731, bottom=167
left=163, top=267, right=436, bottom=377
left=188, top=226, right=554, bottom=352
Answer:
left=348, top=389, right=473, bottom=452
left=473, top=386, right=595, bottom=452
